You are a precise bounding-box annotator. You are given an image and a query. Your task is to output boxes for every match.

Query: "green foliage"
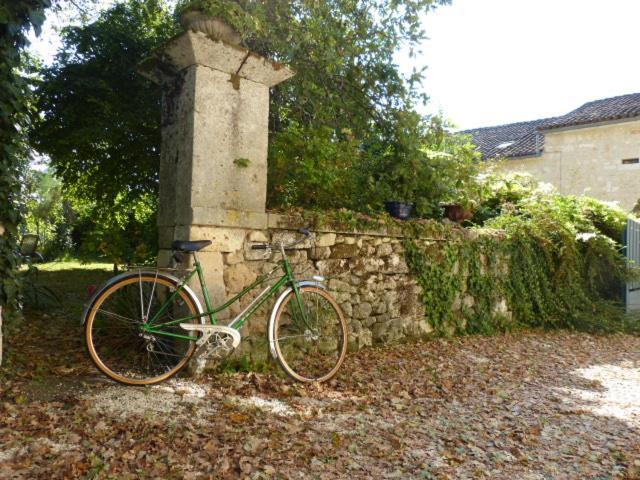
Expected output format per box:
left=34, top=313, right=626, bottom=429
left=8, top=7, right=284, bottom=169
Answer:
left=233, top=157, right=251, bottom=168
left=71, top=193, right=158, bottom=266
left=268, top=113, right=482, bottom=216
left=404, top=184, right=634, bottom=336
left=0, top=0, right=52, bottom=308
left=21, top=168, right=74, bottom=259
left=32, top=0, right=457, bottom=233
left=30, top=0, right=175, bottom=264
left=31, top=0, right=176, bottom=233
left=175, top=0, right=259, bottom=36
left=250, top=0, right=458, bottom=214
left=268, top=123, right=367, bottom=209
left=374, top=114, right=483, bottom=217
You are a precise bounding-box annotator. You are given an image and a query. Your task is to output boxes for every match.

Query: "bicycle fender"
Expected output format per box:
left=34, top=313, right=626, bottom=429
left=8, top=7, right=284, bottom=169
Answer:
left=267, top=280, right=326, bottom=360
left=81, top=270, right=205, bottom=325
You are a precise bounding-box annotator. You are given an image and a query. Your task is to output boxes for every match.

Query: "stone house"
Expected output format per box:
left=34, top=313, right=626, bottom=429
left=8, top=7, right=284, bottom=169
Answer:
left=463, top=93, right=640, bottom=210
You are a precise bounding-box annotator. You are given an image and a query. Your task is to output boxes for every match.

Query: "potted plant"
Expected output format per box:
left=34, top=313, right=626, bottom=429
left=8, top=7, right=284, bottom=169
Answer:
left=175, top=0, right=258, bottom=45
left=382, top=164, right=418, bottom=220
left=441, top=201, right=475, bottom=223
left=379, top=111, right=429, bottom=220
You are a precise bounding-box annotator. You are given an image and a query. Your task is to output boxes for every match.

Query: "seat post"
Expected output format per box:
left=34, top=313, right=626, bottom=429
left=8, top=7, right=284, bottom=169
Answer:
left=192, top=251, right=215, bottom=319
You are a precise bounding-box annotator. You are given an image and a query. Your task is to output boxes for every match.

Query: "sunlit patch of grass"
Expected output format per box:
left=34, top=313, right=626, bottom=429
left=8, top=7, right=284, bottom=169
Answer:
left=22, top=260, right=114, bottom=317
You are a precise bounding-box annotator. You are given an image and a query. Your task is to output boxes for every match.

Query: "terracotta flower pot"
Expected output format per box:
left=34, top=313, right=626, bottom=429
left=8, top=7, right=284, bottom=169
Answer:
left=179, top=10, right=242, bottom=45
left=442, top=204, right=474, bottom=223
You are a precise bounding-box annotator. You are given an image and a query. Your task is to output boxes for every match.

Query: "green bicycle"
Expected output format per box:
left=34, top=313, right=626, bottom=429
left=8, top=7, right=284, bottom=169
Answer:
left=82, top=229, right=348, bottom=386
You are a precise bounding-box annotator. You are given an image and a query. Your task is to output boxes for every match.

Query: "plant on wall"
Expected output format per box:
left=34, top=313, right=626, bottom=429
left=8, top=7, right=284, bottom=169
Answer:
left=374, top=112, right=483, bottom=218
left=404, top=178, right=635, bottom=336
left=0, top=0, right=52, bottom=309
left=174, top=0, right=260, bottom=39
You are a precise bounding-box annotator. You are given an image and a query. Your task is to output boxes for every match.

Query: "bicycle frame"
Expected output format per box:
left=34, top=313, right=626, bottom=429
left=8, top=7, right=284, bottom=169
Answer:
left=141, top=252, right=307, bottom=342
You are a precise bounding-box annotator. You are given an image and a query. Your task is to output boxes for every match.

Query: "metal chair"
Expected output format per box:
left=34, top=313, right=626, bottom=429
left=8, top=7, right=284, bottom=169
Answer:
left=19, top=234, right=44, bottom=263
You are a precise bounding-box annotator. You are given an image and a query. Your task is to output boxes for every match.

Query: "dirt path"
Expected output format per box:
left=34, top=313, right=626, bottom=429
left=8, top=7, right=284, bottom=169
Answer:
left=2, top=327, right=640, bottom=479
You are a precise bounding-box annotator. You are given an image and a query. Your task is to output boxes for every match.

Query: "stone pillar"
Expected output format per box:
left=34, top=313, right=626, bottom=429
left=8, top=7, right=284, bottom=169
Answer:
left=139, top=28, right=294, bottom=305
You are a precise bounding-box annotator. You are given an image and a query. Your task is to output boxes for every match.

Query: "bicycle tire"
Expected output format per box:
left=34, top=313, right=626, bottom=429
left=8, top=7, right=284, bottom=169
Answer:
left=272, top=286, right=348, bottom=382
left=85, top=272, right=202, bottom=386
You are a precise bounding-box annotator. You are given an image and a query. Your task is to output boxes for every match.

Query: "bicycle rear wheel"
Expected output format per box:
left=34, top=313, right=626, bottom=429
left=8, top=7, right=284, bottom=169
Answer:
left=272, top=286, right=348, bottom=382
left=85, top=272, right=202, bottom=385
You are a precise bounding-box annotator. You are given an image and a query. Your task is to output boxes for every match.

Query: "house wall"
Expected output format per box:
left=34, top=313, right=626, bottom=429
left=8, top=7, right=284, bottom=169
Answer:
left=501, top=154, right=561, bottom=187
left=499, top=118, right=640, bottom=210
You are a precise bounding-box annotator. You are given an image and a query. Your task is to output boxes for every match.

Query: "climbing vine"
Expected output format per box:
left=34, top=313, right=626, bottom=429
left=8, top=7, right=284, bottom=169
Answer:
left=0, top=1, right=51, bottom=308
left=404, top=196, right=633, bottom=336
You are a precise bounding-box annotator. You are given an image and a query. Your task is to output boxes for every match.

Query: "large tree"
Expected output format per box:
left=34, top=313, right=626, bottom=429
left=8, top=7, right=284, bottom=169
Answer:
left=33, top=0, right=176, bottom=217
left=32, top=0, right=452, bottom=221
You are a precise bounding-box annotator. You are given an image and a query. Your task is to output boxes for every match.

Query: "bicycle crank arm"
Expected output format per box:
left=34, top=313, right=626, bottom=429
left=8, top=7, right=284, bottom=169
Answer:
left=179, top=324, right=242, bottom=349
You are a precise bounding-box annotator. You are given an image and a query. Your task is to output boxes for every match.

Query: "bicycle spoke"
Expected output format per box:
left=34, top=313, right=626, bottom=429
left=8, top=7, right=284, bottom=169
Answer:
left=86, top=274, right=201, bottom=385
left=274, top=287, right=347, bottom=382
left=95, top=309, right=139, bottom=325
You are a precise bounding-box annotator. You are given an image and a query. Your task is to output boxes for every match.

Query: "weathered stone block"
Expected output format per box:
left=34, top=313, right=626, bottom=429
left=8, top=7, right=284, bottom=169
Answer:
left=244, top=242, right=272, bottom=261
left=373, top=301, right=387, bottom=315
left=463, top=295, right=475, bottom=308
left=328, top=278, right=351, bottom=292
left=383, top=254, right=409, bottom=274
left=330, top=243, right=359, bottom=259
left=310, top=246, right=331, bottom=260
left=316, top=259, right=349, bottom=276
left=315, top=233, right=337, bottom=247
left=247, top=230, right=269, bottom=243
left=362, top=316, right=377, bottom=328
left=176, top=226, right=247, bottom=253
left=376, top=243, right=393, bottom=257
left=224, top=251, right=244, bottom=265
left=224, top=263, right=257, bottom=293
left=349, top=319, right=363, bottom=333
left=272, top=230, right=313, bottom=249
left=357, top=329, right=373, bottom=349
left=353, top=302, right=373, bottom=319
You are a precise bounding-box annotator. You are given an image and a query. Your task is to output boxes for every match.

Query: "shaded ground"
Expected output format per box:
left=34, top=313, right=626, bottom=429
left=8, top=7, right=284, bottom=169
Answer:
left=1, top=263, right=640, bottom=478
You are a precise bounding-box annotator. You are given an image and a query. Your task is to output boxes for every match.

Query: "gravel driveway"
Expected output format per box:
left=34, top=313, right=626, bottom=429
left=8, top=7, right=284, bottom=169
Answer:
left=2, top=331, right=640, bottom=479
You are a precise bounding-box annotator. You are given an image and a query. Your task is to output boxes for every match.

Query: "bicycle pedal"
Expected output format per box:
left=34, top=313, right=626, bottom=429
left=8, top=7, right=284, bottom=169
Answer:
left=180, top=324, right=241, bottom=349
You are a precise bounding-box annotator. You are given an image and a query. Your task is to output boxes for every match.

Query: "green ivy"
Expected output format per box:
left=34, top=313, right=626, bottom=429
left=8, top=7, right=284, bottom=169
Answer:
left=0, top=0, right=51, bottom=308
left=404, top=198, right=633, bottom=336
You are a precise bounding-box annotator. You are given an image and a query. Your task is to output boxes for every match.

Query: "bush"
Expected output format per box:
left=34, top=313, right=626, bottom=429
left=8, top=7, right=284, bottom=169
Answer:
left=268, top=113, right=484, bottom=218
left=405, top=171, right=636, bottom=335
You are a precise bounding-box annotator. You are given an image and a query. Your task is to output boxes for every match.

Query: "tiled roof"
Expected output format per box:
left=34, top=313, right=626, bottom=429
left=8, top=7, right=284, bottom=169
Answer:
left=462, top=118, right=553, bottom=159
left=462, top=92, right=640, bottom=159
left=540, top=92, right=640, bottom=130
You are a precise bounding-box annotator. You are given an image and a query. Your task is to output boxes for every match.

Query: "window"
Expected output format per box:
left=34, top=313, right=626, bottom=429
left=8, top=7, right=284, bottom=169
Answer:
left=622, top=158, right=639, bottom=165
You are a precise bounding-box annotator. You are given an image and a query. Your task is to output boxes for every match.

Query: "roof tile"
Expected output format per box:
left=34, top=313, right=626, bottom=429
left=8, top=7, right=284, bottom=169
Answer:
left=462, top=92, right=640, bottom=159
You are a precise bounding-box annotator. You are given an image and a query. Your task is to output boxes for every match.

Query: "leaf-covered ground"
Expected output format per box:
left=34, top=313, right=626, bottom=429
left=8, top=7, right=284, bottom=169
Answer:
left=2, top=264, right=640, bottom=479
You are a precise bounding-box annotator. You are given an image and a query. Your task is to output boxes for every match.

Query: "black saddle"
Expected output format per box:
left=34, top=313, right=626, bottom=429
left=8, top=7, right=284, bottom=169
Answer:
left=171, top=240, right=212, bottom=252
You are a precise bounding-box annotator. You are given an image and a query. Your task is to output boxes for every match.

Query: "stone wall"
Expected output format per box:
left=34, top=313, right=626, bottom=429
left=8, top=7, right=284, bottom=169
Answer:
left=164, top=215, right=513, bottom=359
left=146, top=23, right=516, bottom=365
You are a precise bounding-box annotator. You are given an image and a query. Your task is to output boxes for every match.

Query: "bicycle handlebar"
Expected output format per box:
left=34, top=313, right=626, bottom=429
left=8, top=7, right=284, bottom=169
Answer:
left=251, top=228, right=311, bottom=250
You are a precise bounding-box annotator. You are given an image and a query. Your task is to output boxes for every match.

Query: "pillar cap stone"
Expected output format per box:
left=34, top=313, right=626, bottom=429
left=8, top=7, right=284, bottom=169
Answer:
left=139, top=30, right=294, bottom=87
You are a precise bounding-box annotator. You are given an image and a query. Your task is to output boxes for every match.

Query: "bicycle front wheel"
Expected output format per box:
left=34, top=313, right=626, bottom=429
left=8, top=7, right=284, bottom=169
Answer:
left=272, top=286, right=348, bottom=382
left=85, top=272, right=202, bottom=386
